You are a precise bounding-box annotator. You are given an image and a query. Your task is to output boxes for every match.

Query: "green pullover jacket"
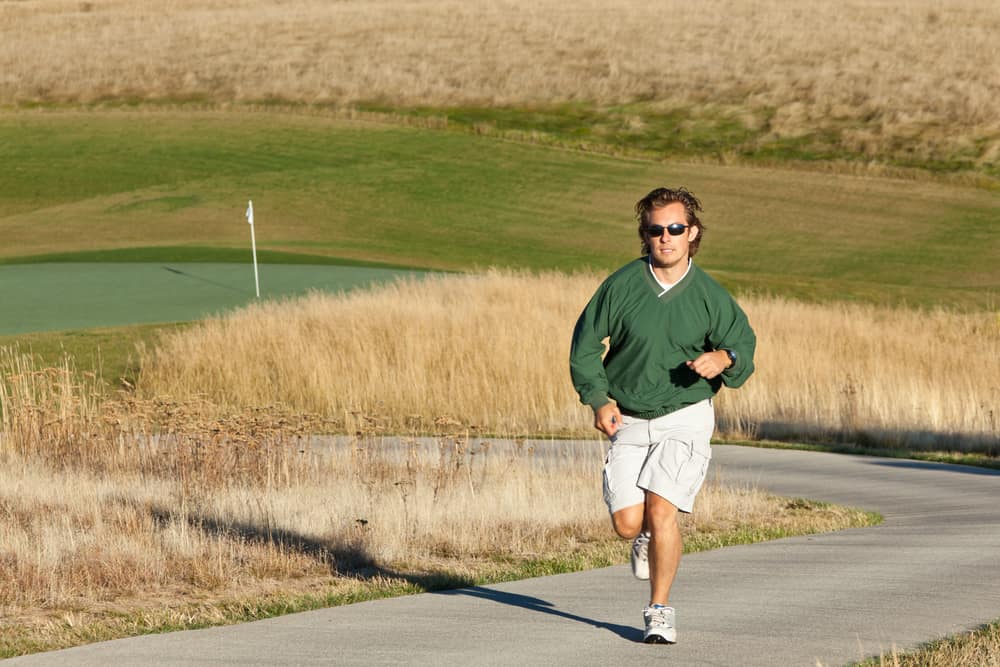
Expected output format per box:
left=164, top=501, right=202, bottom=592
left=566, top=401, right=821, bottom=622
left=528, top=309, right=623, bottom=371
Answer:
left=570, top=258, right=756, bottom=419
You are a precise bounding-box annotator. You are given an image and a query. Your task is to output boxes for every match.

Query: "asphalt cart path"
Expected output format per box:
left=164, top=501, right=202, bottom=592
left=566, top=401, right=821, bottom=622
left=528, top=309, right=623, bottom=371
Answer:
left=7, top=446, right=1000, bottom=666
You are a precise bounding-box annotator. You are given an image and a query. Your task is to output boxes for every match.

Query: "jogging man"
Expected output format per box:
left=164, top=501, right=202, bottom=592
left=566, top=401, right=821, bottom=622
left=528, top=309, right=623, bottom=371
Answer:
left=569, top=186, right=756, bottom=644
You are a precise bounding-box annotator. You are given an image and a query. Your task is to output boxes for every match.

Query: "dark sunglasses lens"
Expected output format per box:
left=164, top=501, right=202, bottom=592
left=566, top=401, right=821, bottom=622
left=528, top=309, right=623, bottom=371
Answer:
left=645, top=224, right=688, bottom=237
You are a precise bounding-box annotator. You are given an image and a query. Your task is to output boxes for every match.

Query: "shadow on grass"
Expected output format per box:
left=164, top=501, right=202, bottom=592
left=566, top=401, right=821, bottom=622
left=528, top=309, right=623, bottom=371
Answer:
left=147, top=504, right=474, bottom=591
left=162, top=266, right=250, bottom=294
left=145, top=504, right=635, bottom=638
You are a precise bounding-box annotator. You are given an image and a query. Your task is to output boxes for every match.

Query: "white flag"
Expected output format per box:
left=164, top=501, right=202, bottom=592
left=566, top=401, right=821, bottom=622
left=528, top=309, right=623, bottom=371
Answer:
left=246, top=200, right=254, bottom=225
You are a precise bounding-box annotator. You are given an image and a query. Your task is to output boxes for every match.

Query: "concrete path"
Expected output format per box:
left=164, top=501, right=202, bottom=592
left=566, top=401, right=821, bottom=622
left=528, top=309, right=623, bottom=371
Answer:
left=7, top=446, right=1000, bottom=666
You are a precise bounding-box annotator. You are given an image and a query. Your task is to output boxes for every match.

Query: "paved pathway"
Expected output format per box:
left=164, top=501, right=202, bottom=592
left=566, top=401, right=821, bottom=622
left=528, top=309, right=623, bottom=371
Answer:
left=7, top=446, right=1000, bottom=666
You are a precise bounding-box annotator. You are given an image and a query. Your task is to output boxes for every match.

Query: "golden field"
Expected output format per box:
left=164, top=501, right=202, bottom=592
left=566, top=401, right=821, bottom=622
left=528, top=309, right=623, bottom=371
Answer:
left=140, top=270, right=1000, bottom=453
left=1, top=0, right=998, bottom=169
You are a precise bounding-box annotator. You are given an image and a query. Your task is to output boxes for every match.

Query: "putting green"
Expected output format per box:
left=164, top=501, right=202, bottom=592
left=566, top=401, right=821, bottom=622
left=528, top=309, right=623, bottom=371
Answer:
left=0, top=263, right=421, bottom=336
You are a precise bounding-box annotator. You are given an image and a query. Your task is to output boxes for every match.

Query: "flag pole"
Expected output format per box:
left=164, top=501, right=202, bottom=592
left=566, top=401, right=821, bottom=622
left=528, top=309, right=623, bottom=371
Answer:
left=246, top=200, right=260, bottom=298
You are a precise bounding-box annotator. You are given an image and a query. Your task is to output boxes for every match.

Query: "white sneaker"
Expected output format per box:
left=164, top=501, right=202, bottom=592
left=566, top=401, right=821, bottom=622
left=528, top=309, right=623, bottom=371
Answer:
left=630, top=531, right=650, bottom=580
left=643, top=604, right=676, bottom=644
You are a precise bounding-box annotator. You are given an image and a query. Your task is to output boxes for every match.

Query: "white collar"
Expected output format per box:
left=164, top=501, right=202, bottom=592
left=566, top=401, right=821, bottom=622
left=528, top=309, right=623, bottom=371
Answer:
left=648, top=257, right=692, bottom=297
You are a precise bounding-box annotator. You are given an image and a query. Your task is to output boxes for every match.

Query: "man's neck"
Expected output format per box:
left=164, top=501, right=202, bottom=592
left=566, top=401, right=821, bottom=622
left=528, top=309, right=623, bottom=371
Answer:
left=650, top=256, right=691, bottom=286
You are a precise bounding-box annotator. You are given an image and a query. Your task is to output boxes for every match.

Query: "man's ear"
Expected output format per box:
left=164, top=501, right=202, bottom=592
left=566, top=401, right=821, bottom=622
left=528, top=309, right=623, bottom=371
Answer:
left=688, top=225, right=700, bottom=242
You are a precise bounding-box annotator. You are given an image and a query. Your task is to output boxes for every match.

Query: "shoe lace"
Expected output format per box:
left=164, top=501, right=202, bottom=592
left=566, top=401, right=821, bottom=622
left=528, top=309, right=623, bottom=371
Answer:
left=633, top=533, right=649, bottom=559
left=645, top=606, right=674, bottom=627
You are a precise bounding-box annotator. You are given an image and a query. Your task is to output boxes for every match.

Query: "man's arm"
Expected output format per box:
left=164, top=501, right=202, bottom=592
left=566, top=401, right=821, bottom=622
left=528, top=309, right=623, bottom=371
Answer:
left=706, top=291, right=757, bottom=388
left=569, top=282, right=620, bottom=435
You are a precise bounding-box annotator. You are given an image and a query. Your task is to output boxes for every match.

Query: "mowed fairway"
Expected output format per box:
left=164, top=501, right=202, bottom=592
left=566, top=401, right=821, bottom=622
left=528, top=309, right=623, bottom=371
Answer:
left=2, top=110, right=998, bottom=313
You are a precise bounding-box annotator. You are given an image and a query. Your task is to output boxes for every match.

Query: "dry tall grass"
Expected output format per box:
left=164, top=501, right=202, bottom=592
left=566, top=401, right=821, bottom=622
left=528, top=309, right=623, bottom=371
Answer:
left=867, top=622, right=1000, bottom=667
left=719, top=298, right=1000, bottom=450
left=140, top=270, right=1000, bottom=453
left=1, top=347, right=866, bottom=645
left=2, top=0, right=998, bottom=167
left=141, top=270, right=589, bottom=435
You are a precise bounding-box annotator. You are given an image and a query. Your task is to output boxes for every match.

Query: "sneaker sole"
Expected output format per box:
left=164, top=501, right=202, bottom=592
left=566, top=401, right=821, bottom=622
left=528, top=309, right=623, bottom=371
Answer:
left=630, top=554, right=649, bottom=580
left=643, top=634, right=676, bottom=645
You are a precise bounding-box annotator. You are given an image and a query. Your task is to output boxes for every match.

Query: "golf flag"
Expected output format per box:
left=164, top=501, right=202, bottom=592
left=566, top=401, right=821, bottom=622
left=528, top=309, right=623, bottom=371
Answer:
left=246, top=199, right=260, bottom=298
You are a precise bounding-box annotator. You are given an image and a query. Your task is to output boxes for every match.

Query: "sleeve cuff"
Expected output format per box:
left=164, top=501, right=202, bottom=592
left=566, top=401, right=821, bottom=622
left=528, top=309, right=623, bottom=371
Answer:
left=583, top=394, right=611, bottom=411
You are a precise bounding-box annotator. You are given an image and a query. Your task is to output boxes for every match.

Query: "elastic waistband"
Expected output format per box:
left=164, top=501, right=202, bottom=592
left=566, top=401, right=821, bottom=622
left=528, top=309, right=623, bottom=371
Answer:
left=620, top=398, right=713, bottom=421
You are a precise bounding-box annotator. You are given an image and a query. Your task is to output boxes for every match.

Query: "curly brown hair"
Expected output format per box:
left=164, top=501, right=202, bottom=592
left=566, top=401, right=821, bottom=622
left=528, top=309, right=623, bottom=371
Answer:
left=635, top=187, right=705, bottom=257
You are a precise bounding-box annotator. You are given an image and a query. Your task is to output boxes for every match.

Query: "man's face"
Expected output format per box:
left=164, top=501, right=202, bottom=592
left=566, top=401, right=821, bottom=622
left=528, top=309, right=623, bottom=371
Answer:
left=646, top=202, right=700, bottom=269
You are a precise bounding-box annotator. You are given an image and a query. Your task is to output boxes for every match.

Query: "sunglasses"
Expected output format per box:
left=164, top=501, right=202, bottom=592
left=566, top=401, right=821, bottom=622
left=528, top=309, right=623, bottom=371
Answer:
left=642, top=223, right=690, bottom=237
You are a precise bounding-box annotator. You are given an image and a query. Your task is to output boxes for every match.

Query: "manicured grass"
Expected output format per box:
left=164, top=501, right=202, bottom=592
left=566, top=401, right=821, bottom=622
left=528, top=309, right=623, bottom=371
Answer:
left=360, top=102, right=1000, bottom=180
left=0, top=246, right=425, bottom=270
left=1, top=109, right=997, bottom=310
left=0, top=262, right=425, bottom=336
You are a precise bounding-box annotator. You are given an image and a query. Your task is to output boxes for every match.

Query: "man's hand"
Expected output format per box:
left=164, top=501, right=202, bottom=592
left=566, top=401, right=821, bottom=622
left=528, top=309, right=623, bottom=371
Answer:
left=686, top=350, right=731, bottom=380
left=594, top=402, right=623, bottom=437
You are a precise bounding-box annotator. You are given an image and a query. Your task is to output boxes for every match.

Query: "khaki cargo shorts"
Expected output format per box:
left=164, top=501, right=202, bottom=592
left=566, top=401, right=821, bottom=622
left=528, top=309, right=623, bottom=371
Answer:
left=602, top=399, right=715, bottom=514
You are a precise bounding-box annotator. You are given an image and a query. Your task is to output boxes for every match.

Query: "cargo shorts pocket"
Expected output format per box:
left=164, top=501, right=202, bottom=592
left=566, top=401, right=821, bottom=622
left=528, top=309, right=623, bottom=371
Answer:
left=671, top=440, right=711, bottom=498
left=602, top=448, right=623, bottom=509
left=602, top=454, right=614, bottom=508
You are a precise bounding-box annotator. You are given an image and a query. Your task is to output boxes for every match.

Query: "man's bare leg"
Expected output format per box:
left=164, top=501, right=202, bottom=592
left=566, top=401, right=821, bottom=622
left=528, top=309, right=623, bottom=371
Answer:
left=645, top=491, right=682, bottom=604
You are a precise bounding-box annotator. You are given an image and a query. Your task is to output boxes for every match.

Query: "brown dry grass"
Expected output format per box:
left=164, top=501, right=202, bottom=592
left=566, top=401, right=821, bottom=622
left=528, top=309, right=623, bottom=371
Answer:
left=139, top=270, right=1000, bottom=453
left=719, top=297, right=1000, bottom=450
left=2, top=0, right=998, bottom=168
left=0, top=348, right=872, bottom=655
left=858, top=621, right=1000, bottom=667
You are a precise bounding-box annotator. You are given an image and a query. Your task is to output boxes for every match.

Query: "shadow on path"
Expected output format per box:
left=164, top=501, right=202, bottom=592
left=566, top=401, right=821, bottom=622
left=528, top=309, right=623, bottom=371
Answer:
left=438, top=586, right=643, bottom=643
left=865, top=459, right=1000, bottom=476
left=727, top=418, right=999, bottom=457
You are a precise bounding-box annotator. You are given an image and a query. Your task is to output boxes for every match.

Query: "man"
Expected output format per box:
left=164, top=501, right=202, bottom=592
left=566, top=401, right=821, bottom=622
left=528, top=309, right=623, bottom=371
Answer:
left=569, top=186, right=756, bottom=644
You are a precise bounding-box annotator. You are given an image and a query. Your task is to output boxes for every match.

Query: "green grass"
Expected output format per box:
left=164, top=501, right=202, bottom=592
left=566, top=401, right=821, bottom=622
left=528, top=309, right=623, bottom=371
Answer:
left=0, top=323, right=184, bottom=387
left=2, top=106, right=997, bottom=414
left=1, top=109, right=998, bottom=311
left=0, top=262, right=426, bottom=336
left=356, top=102, right=1000, bottom=181
left=0, top=246, right=425, bottom=270
left=360, top=103, right=764, bottom=160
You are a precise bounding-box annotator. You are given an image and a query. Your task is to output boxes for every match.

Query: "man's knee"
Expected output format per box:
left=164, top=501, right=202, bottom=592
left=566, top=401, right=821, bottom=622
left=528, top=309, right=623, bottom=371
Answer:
left=610, top=505, right=644, bottom=539
left=645, top=492, right=679, bottom=530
